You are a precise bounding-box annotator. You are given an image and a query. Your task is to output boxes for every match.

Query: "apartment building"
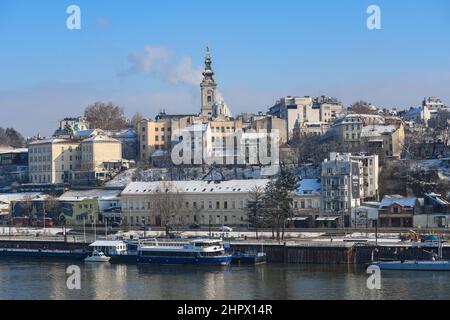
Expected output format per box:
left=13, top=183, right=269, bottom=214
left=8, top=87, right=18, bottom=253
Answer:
left=320, top=152, right=379, bottom=226
left=326, top=114, right=405, bottom=159
left=28, top=138, right=81, bottom=184
left=28, top=136, right=122, bottom=184
left=269, top=95, right=342, bottom=140
left=80, top=136, right=122, bottom=171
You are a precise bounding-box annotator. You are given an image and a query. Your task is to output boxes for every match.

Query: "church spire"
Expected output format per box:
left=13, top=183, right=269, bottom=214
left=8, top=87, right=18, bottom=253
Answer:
left=200, top=46, right=217, bottom=118
left=202, top=45, right=214, bottom=82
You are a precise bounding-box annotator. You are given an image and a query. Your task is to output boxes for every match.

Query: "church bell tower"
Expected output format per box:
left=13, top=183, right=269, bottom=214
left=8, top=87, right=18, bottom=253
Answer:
left=200, top=46, right=217, bottom=118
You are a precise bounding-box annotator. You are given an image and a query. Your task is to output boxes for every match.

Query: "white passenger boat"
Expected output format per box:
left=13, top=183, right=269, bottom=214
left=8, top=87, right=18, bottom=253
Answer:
left=137, top=238, right=232, bottom=265
left=84, top=250, right=111, bottom=262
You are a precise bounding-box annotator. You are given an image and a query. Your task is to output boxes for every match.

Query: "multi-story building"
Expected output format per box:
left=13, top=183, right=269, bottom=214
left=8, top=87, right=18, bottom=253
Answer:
left=53, top=116, right=89, bottom=137
left=293, top=121, right=330, bottom=138
left=326, top=114, right=405, bottom=159
left=269, top=95, right=342, bottom=140
left=0, top=148, right=29, bottom=186
left=250, top=115, right=287, bottom=144
left=120, top=179, right=270, bottom=227
left=320, top=152, right=379, bottom=226
left=423, top=96, right=448, bottom=119
left=290, top=178, right=321, bottom=227
left=80, top=136, right=122, bottom=171
left=28, top=138, right=81, bottom=184
left=28, top=136, right=122, bottom=185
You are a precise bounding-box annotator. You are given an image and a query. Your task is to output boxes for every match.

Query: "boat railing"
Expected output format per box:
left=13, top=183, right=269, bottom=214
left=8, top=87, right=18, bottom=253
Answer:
left=138, top=238, right=191, bottom=247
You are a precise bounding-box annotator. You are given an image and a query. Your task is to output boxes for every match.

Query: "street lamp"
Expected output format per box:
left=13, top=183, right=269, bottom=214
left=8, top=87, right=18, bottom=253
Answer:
left=142, top=217, right=146, bottom=239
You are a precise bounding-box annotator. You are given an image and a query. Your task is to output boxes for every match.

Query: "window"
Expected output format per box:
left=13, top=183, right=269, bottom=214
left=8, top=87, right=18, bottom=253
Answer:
left=216, top=202, right=220, bottom=209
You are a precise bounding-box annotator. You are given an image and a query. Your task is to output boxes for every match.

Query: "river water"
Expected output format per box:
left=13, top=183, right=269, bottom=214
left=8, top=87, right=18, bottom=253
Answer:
left=0, top=259, right=449, bottom=300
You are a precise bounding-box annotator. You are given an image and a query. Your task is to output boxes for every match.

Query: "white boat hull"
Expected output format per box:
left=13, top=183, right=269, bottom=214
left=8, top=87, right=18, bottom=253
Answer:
left=84, top=256, right=111, bottom=262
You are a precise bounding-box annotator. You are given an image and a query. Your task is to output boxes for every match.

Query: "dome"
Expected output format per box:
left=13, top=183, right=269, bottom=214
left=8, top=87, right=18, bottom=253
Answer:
left=212, top=99, right=232, bottom=118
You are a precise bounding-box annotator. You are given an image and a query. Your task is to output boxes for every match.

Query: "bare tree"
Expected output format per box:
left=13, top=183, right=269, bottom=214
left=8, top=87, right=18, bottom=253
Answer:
left=130, top=112, right=144, bottom=132
left=246, top=186, right=265, bottom=239
left=153, top=181, right=185, bottom=236
left=84, top=102, right=128, bottom=130
left=348, top=100, right=377, bottom=115
left=0, top=127, right=25, bottom=148
left=43, top=196, right=62, bottom=227
left=19, top=195, right=35, bottom=225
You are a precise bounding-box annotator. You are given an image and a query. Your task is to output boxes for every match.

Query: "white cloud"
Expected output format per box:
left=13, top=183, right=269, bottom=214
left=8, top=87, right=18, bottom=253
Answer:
left=119, top=45, right=202, bottom=86
left=166, top=56, right=203, bottom=86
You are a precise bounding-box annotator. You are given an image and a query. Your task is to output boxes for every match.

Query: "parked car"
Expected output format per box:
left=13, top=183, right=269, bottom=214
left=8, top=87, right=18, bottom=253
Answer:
left=220, top=225, right=233, bottom=232
left=189, top=223, right=200, bottom=229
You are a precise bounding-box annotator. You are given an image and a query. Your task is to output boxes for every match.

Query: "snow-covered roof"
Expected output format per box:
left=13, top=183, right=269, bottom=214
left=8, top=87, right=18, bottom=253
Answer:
left=0, top=148, right=28, bottom=155
left=82, top=135, right=120, bottom=143
left=293, top=179, right=320, bottom=196
left=74, top=129, right=97, bottom=138
left=29, top=138, right=73, bottom=145
left=361, top=125, right=398, bottom=137
left=380, top=195, right=417, bottom=208
left=0, top=192, right=45, bottom=204
left=89, top=240, right=126, bottom=247
left=121, top=179, right=270, bottom=195
left=151, top=150, right=169, bottom=158
left=59, top=189, right=121, bottom=201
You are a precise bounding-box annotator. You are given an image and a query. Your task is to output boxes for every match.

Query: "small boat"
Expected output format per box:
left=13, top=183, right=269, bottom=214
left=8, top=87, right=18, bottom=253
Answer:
left=137, top=238, right=232, bottom=265
left=370, top=235, right=450, bottom=271
left=84, top=250, right=111, bottom=263
left=232, top=251, right=267, bottom=265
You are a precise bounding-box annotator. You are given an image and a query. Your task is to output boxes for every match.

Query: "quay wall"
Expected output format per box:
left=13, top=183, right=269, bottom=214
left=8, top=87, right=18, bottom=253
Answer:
left=1, top=239, right=449, bottom=265
left=230, top=243, right=450, bottom=264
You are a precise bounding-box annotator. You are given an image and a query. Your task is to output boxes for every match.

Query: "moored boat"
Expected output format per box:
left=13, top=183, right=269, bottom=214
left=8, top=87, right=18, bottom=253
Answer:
left=0, top=248, right=87, bottom=259
left=370, top=260, right=450, bottom=271
left=137, top=238, right=232, bottom=265
left=84, top=250, right=111, bottom=263
left=231, top=251, right=267, bottom=265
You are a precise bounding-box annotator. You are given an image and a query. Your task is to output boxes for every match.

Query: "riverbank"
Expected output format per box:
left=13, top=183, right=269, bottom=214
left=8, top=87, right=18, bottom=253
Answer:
left=1, top=236, right=449, bottom=264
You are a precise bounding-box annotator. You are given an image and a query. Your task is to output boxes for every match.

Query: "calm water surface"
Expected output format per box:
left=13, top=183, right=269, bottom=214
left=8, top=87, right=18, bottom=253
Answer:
left=0, top=259, right=449, bottom=300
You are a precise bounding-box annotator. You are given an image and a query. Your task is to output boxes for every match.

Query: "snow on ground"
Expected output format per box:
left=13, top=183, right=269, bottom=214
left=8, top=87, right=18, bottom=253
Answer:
left=105, top=166, right=277, bottom=188
left=412, top=159, right=450, bottom=181
left=0, top=227, right=69, bottom=236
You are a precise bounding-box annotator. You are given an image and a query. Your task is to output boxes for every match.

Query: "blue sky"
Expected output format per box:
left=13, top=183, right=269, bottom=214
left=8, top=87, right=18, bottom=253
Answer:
left=0, top=0, right=449, bottom=136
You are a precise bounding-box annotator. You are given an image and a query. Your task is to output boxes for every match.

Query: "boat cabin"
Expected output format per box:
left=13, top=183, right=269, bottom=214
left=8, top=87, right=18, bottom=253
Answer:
left=89, top=240, right=128, bottom=256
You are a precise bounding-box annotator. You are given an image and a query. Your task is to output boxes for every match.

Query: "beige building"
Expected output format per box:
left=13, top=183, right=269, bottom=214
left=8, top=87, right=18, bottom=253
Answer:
left=120, top=179, right=270, bottom=227
left=29, top=136, right=122, bottom=184
left=269, top=95, right=342, bottom=140
left=326, top=114, right=405, bottom=159
left=29, top=138, right=81, bottom=184
left=80, top=136, right=122, bottom=171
